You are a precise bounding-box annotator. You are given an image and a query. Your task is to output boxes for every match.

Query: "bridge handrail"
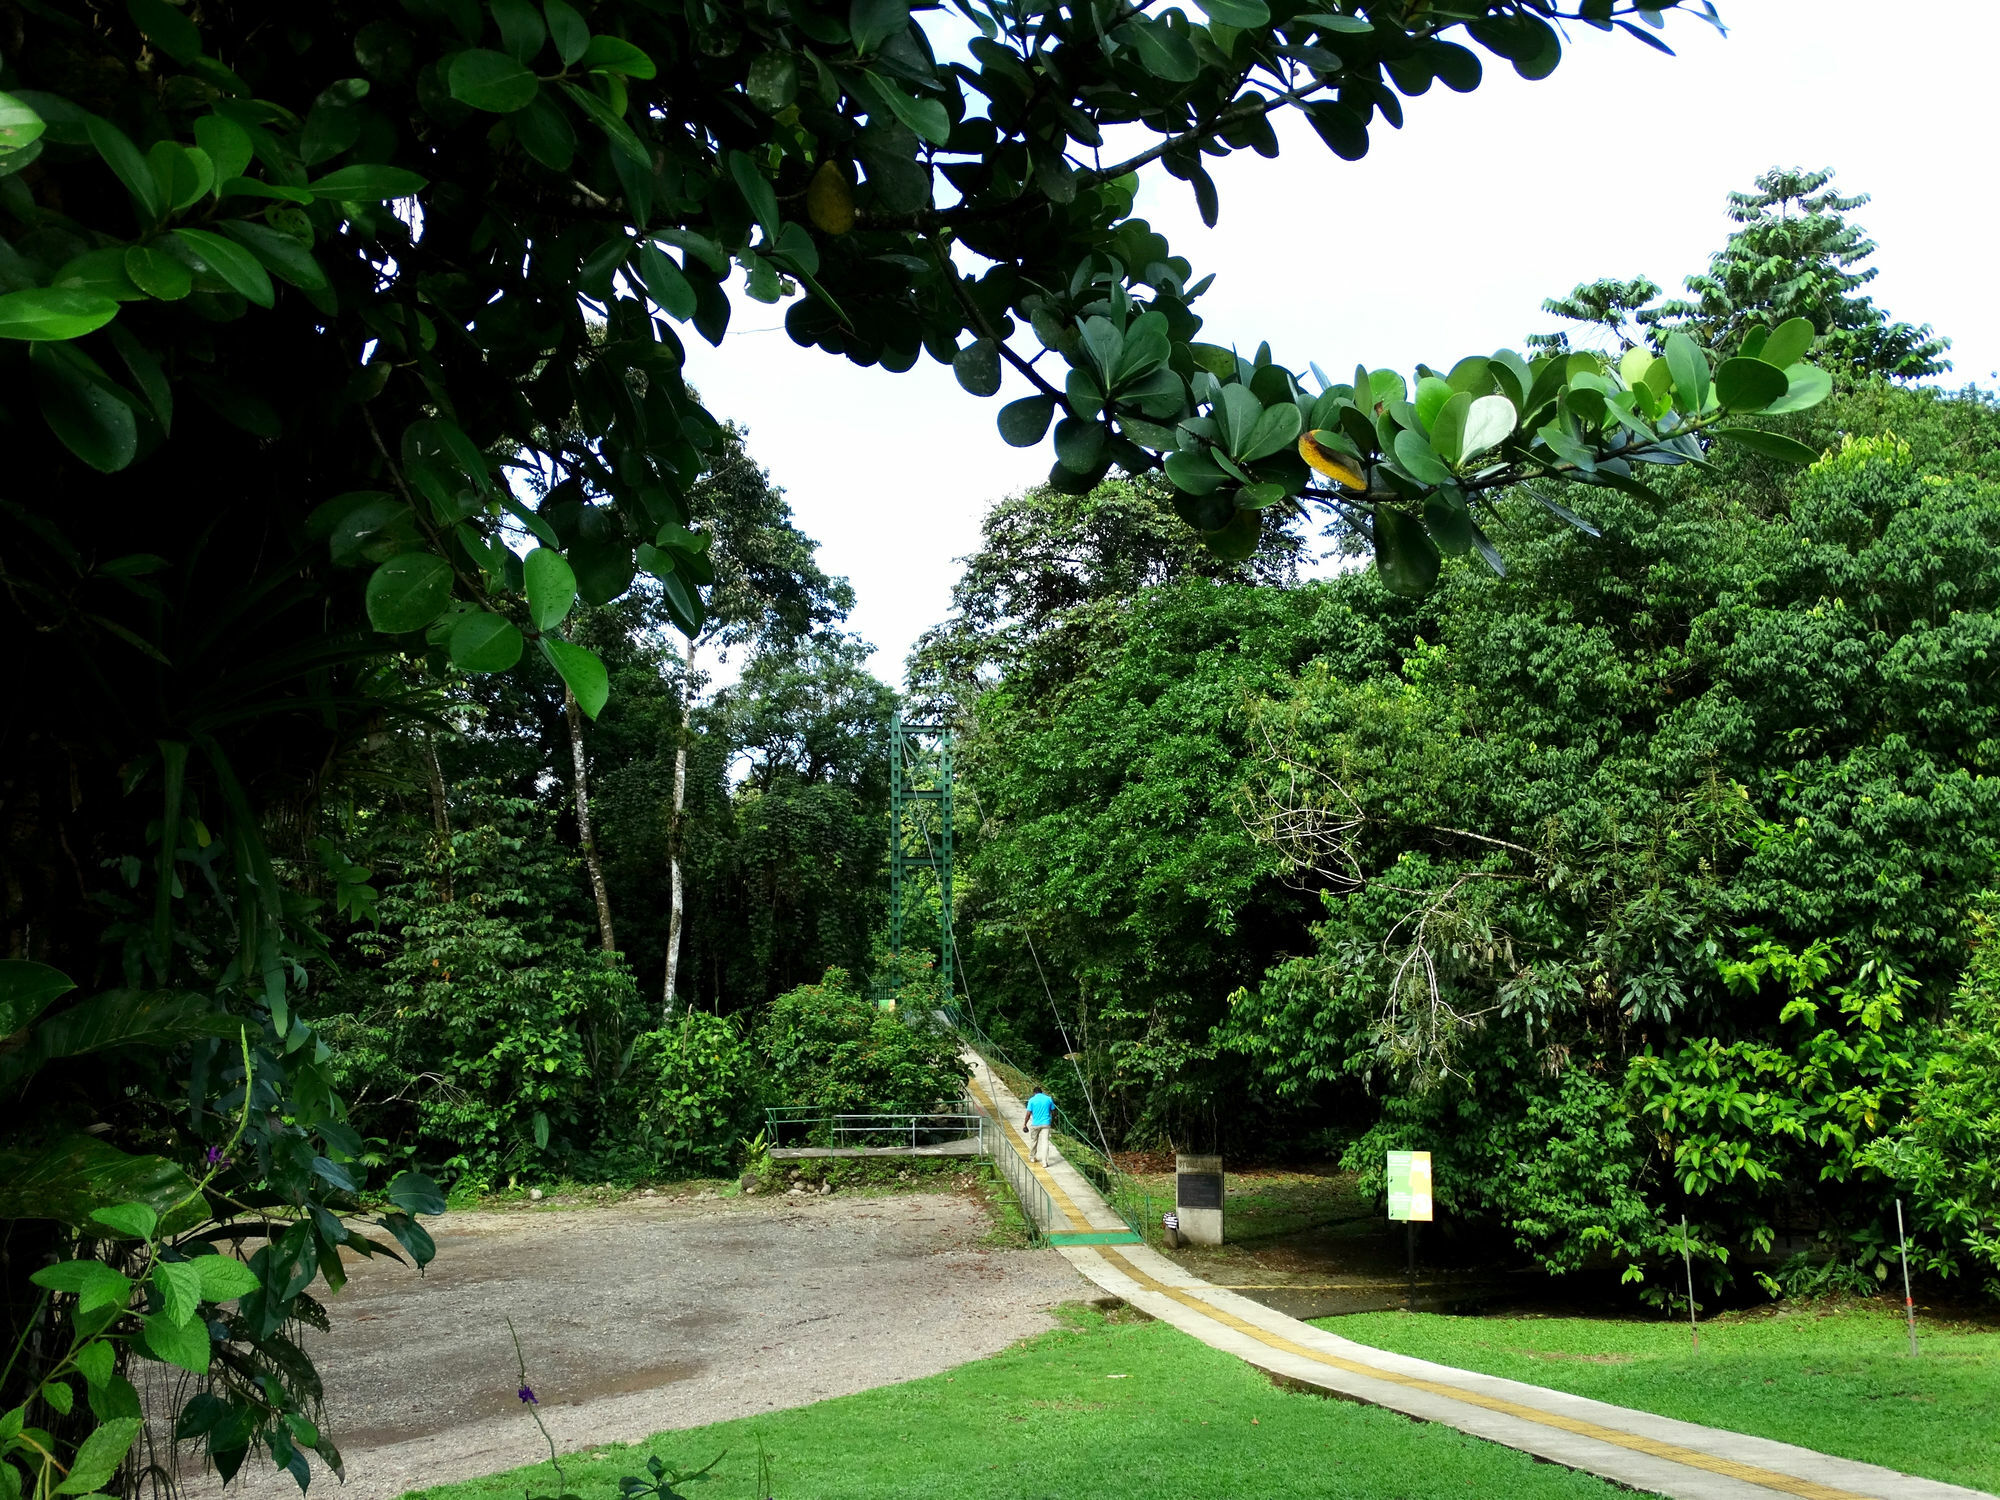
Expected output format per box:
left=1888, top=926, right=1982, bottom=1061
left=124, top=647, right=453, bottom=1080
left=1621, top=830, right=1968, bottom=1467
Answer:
left=761, top=1108, right=989, bottom=1151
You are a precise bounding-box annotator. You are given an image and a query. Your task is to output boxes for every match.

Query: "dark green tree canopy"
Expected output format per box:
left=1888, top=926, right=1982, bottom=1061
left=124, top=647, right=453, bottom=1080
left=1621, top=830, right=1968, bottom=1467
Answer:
left=2, top=0, right=1830, bottom=730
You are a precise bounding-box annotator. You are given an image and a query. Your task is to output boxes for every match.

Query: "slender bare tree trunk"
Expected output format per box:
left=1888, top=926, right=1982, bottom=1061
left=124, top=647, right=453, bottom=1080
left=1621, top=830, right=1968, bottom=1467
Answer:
left=566, top=684, right=616, bottom=953
left=424, top=731, right=453, bottom=903
left=663, top=632, right=694, bottom=1017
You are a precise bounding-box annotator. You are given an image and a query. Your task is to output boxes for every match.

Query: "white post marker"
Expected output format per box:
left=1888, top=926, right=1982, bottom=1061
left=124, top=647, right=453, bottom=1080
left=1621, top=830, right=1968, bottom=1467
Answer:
left=1681, top=1215, right=1698, bottom=1352
left=1386, top=1151, right=1433, bottom=1312
left=1896, top=1198, right=1918, bottom=1357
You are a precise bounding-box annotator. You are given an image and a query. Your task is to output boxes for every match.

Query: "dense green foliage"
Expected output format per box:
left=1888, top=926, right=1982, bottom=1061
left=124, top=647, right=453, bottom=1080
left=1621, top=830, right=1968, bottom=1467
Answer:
left=933, top=176, right=1995, bottom=1299
left=757, top=968, right=970, bottom=1112
left=309, top=451, right=901, bottom=1187
left=950, top=379, right=2000, bottom=1296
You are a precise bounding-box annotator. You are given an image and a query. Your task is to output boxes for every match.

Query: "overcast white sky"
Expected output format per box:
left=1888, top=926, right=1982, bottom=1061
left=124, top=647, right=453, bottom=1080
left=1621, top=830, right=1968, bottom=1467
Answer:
left=684, top=0, right=2000, bottom=689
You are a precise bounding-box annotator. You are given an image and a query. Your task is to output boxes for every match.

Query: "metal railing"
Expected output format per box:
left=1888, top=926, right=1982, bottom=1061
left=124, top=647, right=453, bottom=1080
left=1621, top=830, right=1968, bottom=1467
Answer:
left=950, top=1013, right=1157, bottom=1243
left=982, top=1117, right=1057, bottom=1244
left=762, top=1109, right=988, bottom=1153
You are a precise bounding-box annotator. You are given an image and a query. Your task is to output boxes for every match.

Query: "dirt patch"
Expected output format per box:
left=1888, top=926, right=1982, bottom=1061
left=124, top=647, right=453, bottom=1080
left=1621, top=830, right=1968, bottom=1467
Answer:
left=176, top=1191, right=1087, bottom=1500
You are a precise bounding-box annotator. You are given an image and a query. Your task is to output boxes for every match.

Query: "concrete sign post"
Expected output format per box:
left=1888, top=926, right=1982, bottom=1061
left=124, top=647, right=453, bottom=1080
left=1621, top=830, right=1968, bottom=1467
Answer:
left=1387, top=1151, right=1432, bottom=1311
left=1176, top=1154, right=1224, bottom=1246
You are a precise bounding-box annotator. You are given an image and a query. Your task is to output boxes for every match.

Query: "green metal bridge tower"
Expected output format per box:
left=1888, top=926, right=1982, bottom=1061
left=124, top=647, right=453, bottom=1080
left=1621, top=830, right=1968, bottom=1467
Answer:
left=886, top=712, right=954, bottom=1010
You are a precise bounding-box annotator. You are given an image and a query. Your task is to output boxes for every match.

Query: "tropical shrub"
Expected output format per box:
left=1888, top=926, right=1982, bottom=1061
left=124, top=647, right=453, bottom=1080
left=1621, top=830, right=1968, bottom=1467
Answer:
left=321, top=787, right=647, bottom=1187
left=1865, top=913, right=2000, bottom=1291
left=758, top=970, right=970, bottom=1113
left=619, top=1014, right=762, bottom=1175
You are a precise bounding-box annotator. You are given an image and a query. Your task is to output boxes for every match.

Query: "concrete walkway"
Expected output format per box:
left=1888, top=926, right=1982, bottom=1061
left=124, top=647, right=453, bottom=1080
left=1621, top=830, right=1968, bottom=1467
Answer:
left=962, top=1055, right=1990, bottom=1500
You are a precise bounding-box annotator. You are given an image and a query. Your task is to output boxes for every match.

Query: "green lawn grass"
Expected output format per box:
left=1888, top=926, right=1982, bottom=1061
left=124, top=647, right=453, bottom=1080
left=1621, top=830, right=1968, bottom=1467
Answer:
left=405, top=1305, right=1628, bottom=1500
left=1329, top=1304, right=2000, bottom=1496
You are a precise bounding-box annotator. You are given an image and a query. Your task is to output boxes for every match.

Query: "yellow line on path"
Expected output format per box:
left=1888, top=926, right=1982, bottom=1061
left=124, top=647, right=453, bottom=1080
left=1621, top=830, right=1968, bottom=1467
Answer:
left=1095, top=1249, right=1872, bottom=1500
left=965, top=1074, right=1089, bottom=1229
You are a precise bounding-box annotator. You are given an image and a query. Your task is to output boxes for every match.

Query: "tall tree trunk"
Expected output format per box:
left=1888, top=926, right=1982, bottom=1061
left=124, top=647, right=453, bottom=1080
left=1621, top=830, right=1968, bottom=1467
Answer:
left=424, top=731, right=453, bottom=903
left=663, top=632, right=694, bottom=1017
left=566, top=684, right=616, bottom=953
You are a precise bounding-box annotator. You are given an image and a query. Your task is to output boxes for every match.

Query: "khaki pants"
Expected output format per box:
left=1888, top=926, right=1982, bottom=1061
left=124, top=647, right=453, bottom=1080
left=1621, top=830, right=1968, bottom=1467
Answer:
left=1027, top=1124, right=1051, bottom=1165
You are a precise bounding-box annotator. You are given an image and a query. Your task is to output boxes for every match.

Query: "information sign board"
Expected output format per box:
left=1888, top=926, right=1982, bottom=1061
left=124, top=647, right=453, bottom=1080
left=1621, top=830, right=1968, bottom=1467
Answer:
left=1386, top=1150, right=1433, bottom=1222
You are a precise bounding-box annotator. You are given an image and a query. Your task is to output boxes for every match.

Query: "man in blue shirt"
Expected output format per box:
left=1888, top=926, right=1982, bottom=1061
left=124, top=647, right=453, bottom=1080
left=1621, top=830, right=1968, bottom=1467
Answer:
left=1022, top=1087, right=1055, bottom=1166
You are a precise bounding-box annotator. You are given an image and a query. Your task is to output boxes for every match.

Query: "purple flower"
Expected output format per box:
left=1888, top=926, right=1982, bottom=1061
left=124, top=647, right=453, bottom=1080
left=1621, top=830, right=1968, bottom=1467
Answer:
left=518, top=1386, right=537, bottom=1405
left=205, top=1147, right=231, bottom=1169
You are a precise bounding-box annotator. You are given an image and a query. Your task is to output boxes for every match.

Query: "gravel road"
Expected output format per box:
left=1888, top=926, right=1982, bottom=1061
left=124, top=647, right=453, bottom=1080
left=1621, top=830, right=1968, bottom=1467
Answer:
left=177, top=1189, right=1087, bottom=1500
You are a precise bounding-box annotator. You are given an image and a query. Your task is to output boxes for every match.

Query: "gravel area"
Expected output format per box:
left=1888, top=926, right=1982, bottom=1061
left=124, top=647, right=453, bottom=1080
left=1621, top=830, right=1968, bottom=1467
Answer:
left=179, top=1189, right=1088, bottom=1500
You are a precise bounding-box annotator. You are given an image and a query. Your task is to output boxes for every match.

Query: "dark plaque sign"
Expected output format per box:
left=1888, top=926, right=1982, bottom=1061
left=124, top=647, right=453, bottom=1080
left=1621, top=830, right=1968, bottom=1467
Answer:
left=1177, top=1171, right=1223, bottom=1211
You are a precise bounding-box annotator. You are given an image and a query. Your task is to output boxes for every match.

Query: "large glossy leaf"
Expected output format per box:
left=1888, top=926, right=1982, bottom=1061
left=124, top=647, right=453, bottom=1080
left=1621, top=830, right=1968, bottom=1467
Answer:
left=578, top=35, right=656, bottom=79
left=1053, top=417, right=1106, bottom=474
left=1714, top=356, right=1788, bottom=413
left=448, top=611, right=524, bottom=672
left=0, top=959, right=74, bottom=1035
left=192, top=113, right=252, bottom=181
left=1203, top=506, right=1262, bottom=561
left=541, top=638, right=609, bottom=719
left=953, top=339, right=1001, bottom=397
left=170, top=229, right=274, bottom=307
left=1762, top=364, right=1833, bottom=415
left=32, top=342, right=137, bottom=472
left=1239, top=401, right=1302, bottom=463
left=850, top=0, right=911, bottom=52
left=307, top=163, right=429, bottom=200
left=384, top=1170, right=447, bottom=1217
left=85, top=115, right=160, bottom=219
left=997, top=395, right=1055, bottom=447
left=1118, top=16, right=1199, bottom=83
left=0, top=1136, right=202, bottom=1233
left=448, top=49, right=539, bottom=112
left=561, top=82, right=650, bottom=169
left=637, top=242, right=695, bottom=320
left=1, top=990, right=242, bottom=1093
left=0, top=288, right=120, bottom=341
left=1373, top=505, right=1441, bottom=596
left=1460, top=394, right=1516, bottom=460
left=1424, top=489, right=1473, bottom=557
left=1713, top=427, right=1820, bottom=464
left=1428, top=390, right=1472, bottom=465
left=1758, top=316, right=1816, bottom=371
left=365, top=553, right=454, bottom=634
left=0, top=90, right=45, bottom=153
left=218, top=221, right=329, bottom=291
left=1194, top=0, right=1270, bottom=24
left=523, top=546, right=576, bottom=632
left=1663, top=330, right=1710, bottom=412
left=1392, top=428, right=1454, bottom=485
left=125, top=246, right=193, bottom=301
left=545, top=0, right=589, bottom=62
left=127, top=0, right=202, bottom=63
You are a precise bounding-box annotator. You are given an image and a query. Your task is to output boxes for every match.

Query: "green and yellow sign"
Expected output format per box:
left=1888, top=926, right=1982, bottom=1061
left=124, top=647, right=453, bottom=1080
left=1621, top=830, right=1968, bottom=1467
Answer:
left=1386, top=1151, right=1433, bottom=1222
